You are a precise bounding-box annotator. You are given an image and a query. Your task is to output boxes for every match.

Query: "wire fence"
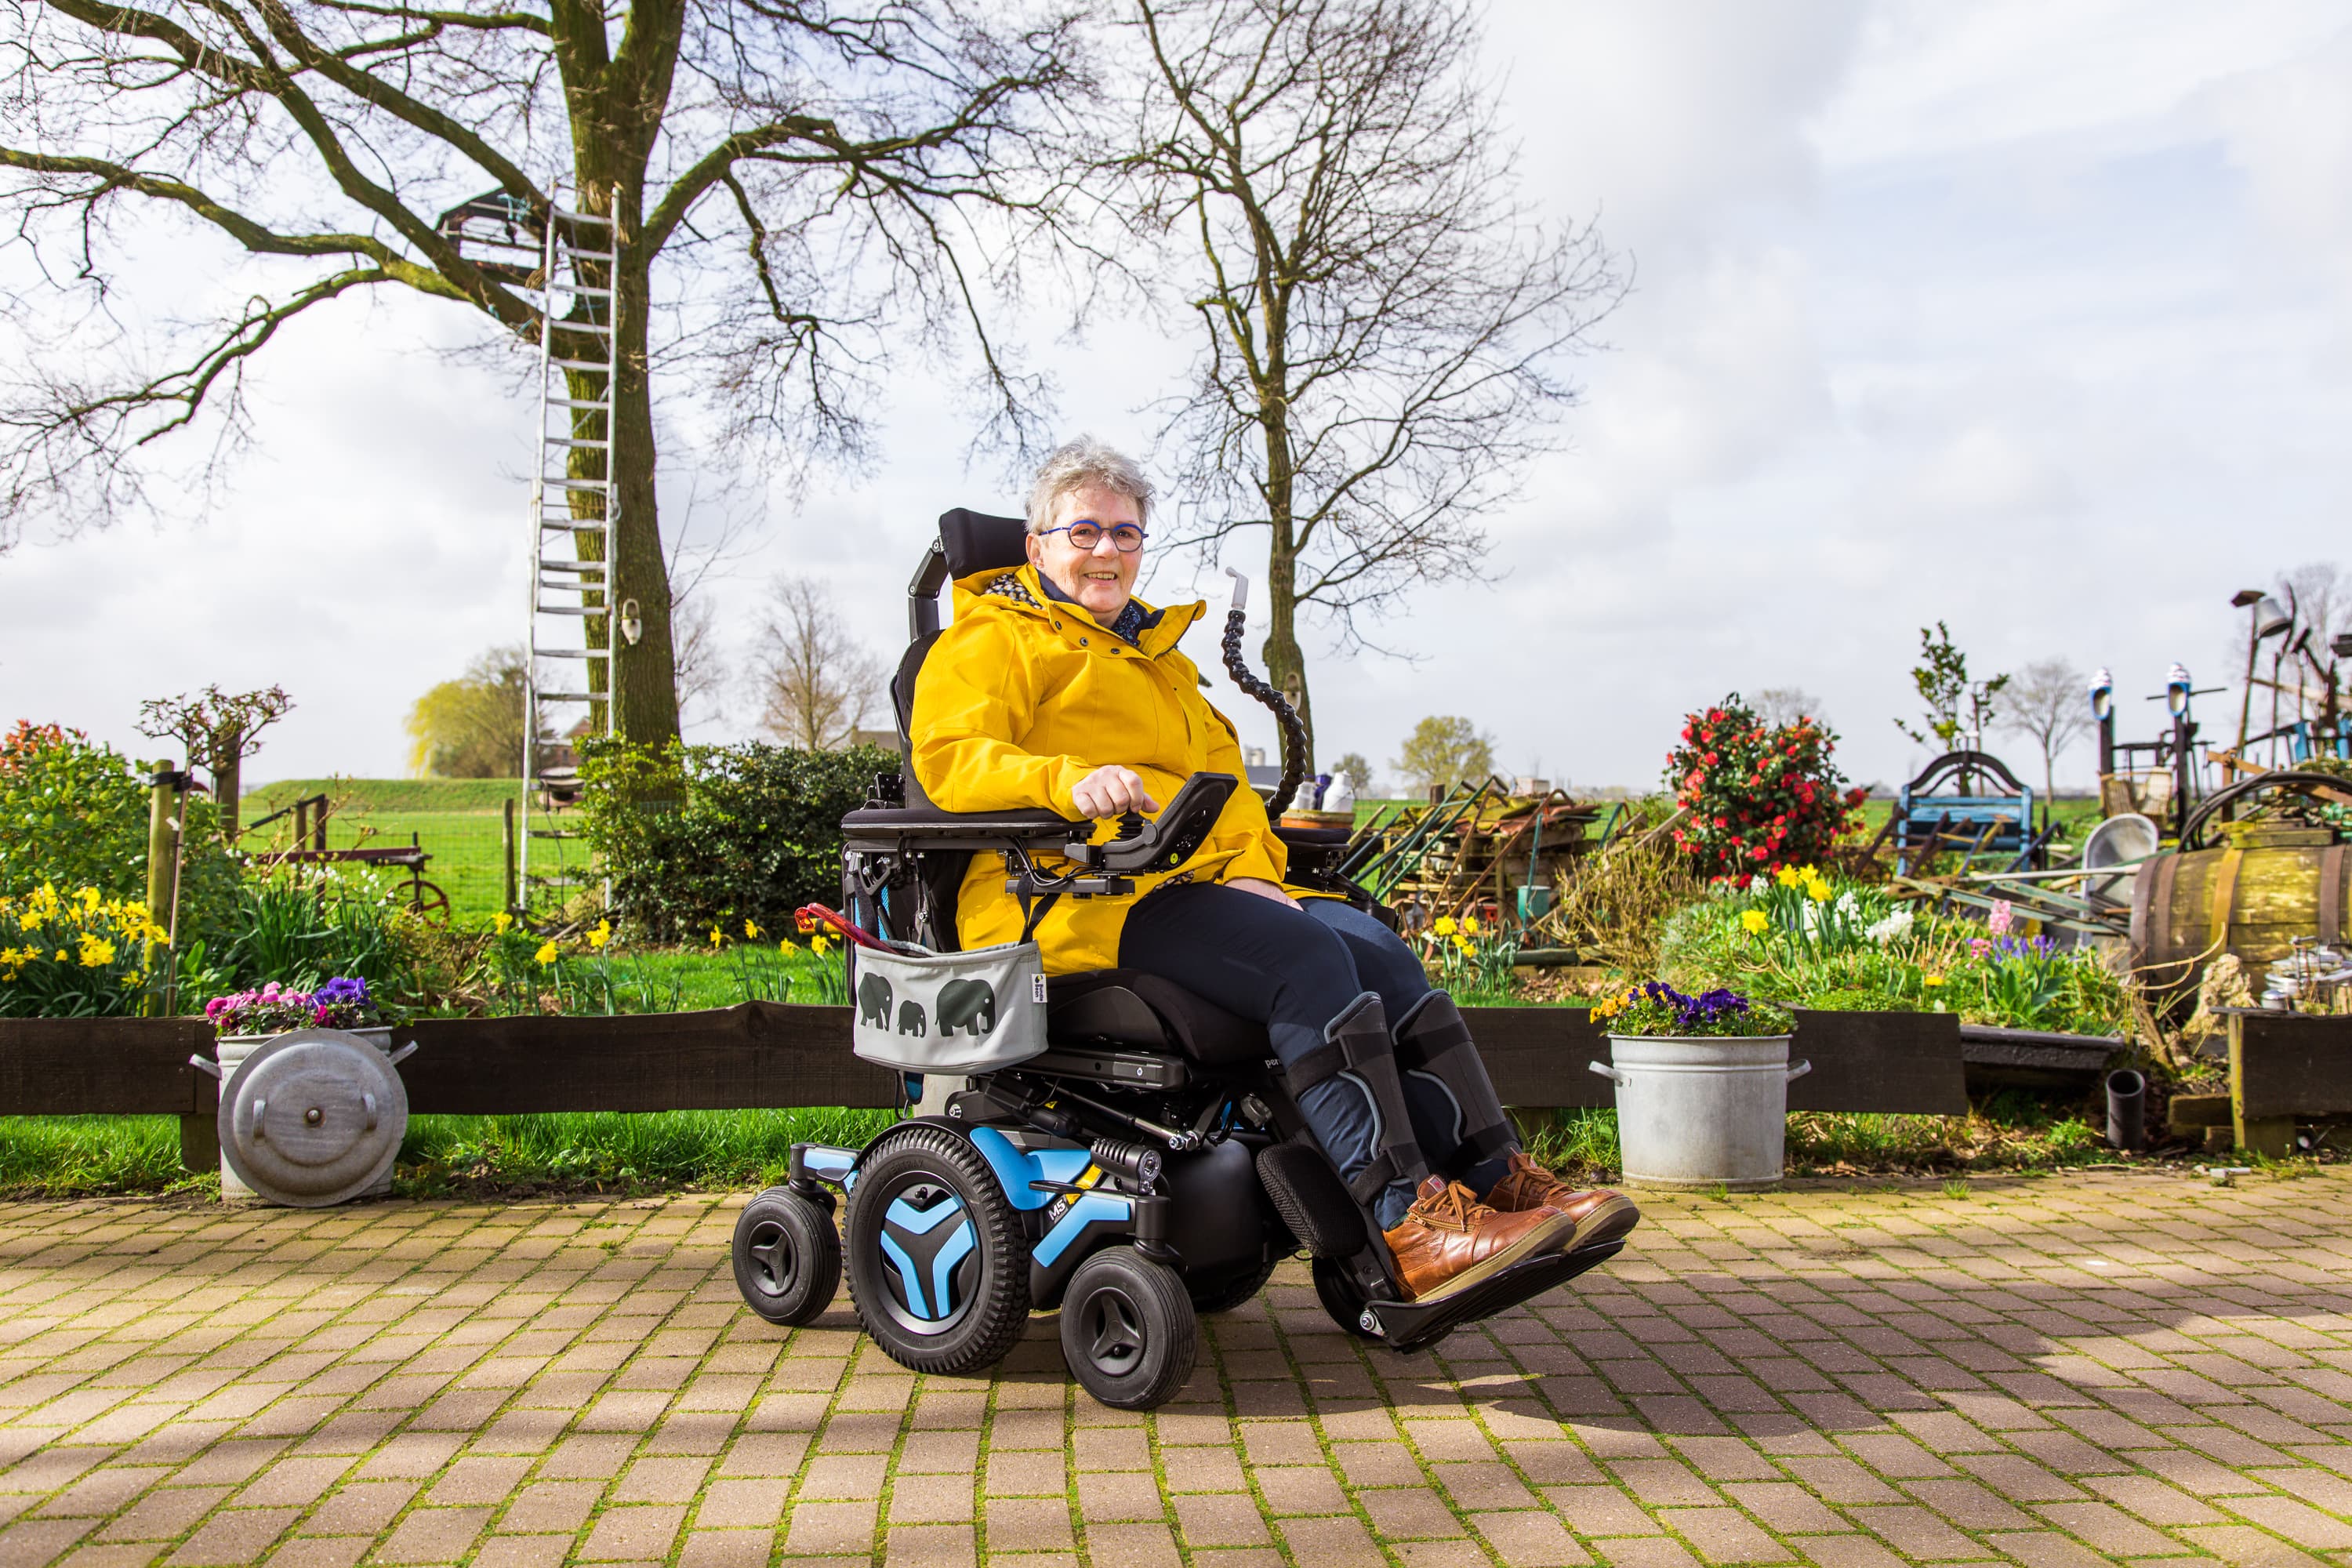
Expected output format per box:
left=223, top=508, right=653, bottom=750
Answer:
left=236, top=780, right=594, bottom=926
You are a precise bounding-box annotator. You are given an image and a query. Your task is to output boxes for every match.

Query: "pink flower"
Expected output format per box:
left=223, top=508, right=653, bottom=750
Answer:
left=1987, top=899, right=2013, bottom=936
left=314, top=1005, right=331, bottom=1024
left=1968, top=936, right=1990, bottom=955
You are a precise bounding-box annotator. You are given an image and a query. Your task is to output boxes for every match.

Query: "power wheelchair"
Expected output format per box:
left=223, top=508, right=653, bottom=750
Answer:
left=728, top=509, right=1624, bottom=1410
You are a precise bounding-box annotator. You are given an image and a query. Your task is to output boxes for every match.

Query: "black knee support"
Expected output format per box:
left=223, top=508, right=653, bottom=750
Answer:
left=1280, top=992, right=1430, bottom=1207
left=1394, top=990, right=1515, bottom=1176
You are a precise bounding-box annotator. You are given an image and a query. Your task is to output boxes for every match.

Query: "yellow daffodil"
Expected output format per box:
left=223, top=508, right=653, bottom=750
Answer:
left=709, top=926, right=725, bottom=947
left=1452, top=933, right=1474, bottom=953
left=77, top=934, right=116, bottom=967
left=1775, top=866, right=1800, bottom=888
left=744, top=918, right=761, bottom=938
left=492, top=911, right=514, bottom=935
left=76, top=886, right=100, bottom=912
left=587, top=919, right=612, bottom=950
left=534, top=940, right=559, bottom=966
left=1433, top=915, right=1457, bottom=936
left=53, top=949, right=67, bottom=962
left=16, top=908, right=41, bottom=933
left=1461, top=914, right=1480, bottom=935
left=811, top=932, right=834, bottom=955
left=1923, top=975, right=1945, bottom=988
left=1807, top=879, right=1832, bottom=903
left=1740, top=909, right=1769, bottom=935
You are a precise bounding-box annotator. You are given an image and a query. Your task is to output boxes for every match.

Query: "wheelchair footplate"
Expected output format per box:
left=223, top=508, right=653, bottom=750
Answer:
left=1355, top=1239, right=1627, bottom=1356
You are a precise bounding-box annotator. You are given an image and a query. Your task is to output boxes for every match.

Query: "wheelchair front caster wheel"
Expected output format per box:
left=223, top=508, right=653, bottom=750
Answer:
left=1311, top=1256, right=1381, bottom=1341
left=1059, top=1246, right=1198, bottom=1410
left=733, top=1187, right=840, bottom=1327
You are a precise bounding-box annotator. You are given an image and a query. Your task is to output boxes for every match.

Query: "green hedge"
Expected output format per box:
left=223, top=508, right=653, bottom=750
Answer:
left=578, top=739, right=896, bottom=942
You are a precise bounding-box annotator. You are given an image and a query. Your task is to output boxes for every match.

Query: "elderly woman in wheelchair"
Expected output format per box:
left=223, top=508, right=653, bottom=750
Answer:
left=730, top=437, right=1635, bottom=1410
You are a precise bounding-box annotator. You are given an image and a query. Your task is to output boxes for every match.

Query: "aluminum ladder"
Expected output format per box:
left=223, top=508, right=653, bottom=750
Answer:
left=518, top=205, right=620, bottom=911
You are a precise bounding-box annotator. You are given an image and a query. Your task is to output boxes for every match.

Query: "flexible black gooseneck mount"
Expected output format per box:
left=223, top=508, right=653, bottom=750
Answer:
left=1221, top=568, right=1308, bottom=818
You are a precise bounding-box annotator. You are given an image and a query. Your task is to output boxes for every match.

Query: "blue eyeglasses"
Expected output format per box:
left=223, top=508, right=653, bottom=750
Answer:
left=1040, top=520, right=1146, bottom=552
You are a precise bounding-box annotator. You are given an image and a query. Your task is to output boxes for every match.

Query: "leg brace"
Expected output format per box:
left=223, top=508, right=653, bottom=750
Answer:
left=1393, top=990, right=1516, bottom=1177
left=1280, top=992, right=1431, bottom=1206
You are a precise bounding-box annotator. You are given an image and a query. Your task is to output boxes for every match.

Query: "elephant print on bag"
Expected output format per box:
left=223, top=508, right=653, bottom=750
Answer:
left=935, top=978, right=997, bottom=1037
left=858, top=971, right=893, bottom=1030
left=896, top=999, right=927, bottom=1037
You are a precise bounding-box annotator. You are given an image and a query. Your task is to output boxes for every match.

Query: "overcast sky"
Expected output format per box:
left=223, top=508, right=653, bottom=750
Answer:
left=4, top=1, right=2347, bottom=797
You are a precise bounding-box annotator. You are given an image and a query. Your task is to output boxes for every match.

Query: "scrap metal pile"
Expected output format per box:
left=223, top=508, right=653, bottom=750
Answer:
left=1335, top=779, right=1615, bottom=931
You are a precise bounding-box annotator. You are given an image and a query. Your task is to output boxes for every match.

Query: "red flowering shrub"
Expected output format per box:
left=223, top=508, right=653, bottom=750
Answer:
left=1667, top=694, right=1867, bottom=881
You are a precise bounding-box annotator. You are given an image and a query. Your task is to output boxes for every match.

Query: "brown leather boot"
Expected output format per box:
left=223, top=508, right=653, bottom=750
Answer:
left=1483, top=1152, right=1640, bottom=1250
left=1381, top=1176, right=1578, bottom=1302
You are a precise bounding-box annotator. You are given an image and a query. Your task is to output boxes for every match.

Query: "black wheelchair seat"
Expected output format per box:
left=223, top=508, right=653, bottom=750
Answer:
left=1047, top=971, right=1266, bottom=1068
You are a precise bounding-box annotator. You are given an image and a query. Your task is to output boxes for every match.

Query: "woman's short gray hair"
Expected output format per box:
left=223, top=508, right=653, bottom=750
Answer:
left=1027, top=436, right=1153, bottom=534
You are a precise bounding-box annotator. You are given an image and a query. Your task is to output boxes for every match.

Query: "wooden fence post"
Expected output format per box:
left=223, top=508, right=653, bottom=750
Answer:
left=503, top=797, right=518, bottom=913
left=143, top=767, right=183, bottom=1019
left=2230, top=1011, right=2296, bottom=1159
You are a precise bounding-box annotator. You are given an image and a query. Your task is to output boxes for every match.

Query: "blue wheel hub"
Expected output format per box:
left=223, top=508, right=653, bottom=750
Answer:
left=875, top=1181, right=980, bottom=1335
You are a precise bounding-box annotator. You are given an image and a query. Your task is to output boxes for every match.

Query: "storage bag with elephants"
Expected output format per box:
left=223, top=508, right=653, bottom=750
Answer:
left=849, top=938, right=1049, bottom=1073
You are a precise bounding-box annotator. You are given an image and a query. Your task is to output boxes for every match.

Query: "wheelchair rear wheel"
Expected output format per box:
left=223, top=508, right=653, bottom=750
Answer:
left=1059, top=1245, right=1198, bottom=1410
left=1189, top=1254, right=1280, bottom=1315
left=844, top=1124, right=1032, bottom=1376
left=733, top=1187, right=840, bottom=1327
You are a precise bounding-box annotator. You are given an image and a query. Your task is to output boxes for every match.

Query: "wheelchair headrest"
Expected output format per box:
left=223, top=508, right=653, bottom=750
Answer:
left=938, top=508, right=1029, bottom=579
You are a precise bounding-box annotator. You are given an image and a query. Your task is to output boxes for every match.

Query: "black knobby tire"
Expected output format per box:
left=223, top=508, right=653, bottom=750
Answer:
left=1059, top=1245, right=1199, bottom=1410
left=1189, top=1252, right=1281, bottom=1314
left=844, top=1123, right=1031, bottom=1377
left=1312, top=1256, right=1380, bottom=1341
left=732, top=1187, right=840, bottom=1327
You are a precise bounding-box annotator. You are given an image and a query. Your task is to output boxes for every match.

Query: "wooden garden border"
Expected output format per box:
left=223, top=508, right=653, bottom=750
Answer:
left=1, top=1004, right=1982, bottom=1171
left=11, top=1006, right=2347, bottom=1168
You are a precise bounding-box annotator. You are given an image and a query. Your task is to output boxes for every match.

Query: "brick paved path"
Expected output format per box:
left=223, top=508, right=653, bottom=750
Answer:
left=3, top=1173, right=2352, bottom=1567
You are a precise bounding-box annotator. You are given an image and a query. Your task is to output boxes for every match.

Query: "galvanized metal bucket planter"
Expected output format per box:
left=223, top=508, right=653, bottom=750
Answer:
left=197, top=1027, right=415, bottom=1206
left=1591, top=1033, right=1810, bottom=1190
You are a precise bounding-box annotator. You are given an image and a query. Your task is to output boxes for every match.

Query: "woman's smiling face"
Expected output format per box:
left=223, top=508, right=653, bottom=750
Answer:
left=1026, top=481, right=1143, bottom=620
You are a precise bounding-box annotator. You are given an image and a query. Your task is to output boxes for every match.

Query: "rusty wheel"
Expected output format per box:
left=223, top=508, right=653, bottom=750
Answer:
left=405, top=879, right=452, bottom=924
left=2180, top=771, right=2352, bottom=851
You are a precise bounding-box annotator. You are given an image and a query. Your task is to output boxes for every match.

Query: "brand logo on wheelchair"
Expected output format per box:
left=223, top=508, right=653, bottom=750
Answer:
left=876, top=1182, right=979, bottom=1333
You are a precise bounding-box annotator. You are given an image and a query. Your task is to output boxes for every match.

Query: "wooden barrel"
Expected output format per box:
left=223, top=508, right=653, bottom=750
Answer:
left=2130, top=844, right=2351, bottom=1000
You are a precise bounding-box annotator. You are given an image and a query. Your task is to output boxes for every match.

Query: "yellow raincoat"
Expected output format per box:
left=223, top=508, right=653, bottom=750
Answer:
left=910, top=562, right=1290, bottom=972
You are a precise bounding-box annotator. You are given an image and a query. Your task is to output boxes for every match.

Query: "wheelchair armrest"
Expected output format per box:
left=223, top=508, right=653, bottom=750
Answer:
left=1078, top=772, right=1238, bottom=874
left=840, top=804, right=1079, bottom=846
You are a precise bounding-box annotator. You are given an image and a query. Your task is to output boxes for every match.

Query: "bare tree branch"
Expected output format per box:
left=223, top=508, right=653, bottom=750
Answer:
left=1108, top=0, right=1621, bottom=756
left=1, top=0, right=1094, bottom=745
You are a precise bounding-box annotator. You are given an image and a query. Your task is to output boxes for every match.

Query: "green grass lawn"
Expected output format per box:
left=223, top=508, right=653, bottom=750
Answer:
left=0, top=1109, right=896, bottom=1199
left=246, top=778, right=524, bottom=813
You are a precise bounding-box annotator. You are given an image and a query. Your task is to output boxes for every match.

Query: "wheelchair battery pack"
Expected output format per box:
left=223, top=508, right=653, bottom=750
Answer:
left=1021, top=1044, right=1188, bottom=1091
left=851, top=939, right=1050, bottom=1074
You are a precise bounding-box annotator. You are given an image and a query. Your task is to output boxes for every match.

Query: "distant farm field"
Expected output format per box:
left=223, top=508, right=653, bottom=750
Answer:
left=238, top=778, right=557, bottom=921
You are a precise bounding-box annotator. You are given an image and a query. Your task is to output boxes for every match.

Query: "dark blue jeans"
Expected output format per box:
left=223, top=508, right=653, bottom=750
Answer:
left=1117, top=882, right=1516, bottom=1226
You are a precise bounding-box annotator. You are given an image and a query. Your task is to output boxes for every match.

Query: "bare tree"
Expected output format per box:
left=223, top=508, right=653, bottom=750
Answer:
left=750, top=575, right=884, bottom=750
left=2278, top=562, right=2350, bottom=645
left=1753, top=688, right=1826, bottom=730
left=0, top=0, right=1087, bottom=746
left=1110, top=0, right=1619, bottom=760
left=2000, top=658, right=2089, bottom=813
left=669, top=595, right=725, bottom=727
left=135, top=684, right=293, bottom=840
